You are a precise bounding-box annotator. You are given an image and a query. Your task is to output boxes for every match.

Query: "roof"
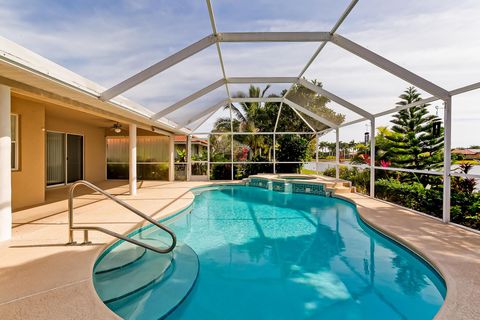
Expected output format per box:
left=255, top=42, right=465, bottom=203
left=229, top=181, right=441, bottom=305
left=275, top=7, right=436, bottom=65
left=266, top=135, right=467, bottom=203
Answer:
left=174, top=135, right=208, bottom=145
left=452, top=149, right=480, bottom=155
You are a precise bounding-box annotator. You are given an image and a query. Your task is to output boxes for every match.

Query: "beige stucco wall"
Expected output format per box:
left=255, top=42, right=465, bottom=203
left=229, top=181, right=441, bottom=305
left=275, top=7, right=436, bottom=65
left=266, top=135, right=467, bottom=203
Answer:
left=11, top=96, right=46, bottom=210
left=10, top=94, right=108, bottom=210
left=46, top=117, right=106, bottom=183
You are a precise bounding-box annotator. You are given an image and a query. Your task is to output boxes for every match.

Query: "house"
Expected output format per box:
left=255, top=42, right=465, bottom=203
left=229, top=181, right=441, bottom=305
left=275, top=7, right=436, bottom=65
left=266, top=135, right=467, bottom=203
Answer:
left=174, top=135, right=208, bottom=162
left=451, top=148, right=480, bottom=160
left=0, top=35, right=185, bottom=222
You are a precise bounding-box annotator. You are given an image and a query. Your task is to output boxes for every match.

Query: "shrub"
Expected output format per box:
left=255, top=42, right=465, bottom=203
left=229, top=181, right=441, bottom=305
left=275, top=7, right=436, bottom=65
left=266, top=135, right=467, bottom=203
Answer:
left=276, top=135, right=309, bottom=173
left=323, top=166, right=370, bottom=194
left=375, top=178, right=441, bottom=216
left=375, top=178, right=480, bottom=229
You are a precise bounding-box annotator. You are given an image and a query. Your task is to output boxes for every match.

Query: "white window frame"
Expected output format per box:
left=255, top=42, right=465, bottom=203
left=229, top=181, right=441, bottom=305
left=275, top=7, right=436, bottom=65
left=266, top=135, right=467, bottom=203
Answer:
left=11, top=113, right=19, bottom=171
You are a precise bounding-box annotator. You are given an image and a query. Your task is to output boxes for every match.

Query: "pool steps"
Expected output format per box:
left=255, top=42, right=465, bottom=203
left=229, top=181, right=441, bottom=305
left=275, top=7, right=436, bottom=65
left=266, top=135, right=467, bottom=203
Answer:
left=244, top=174, right=352, bottom=196
left=94, top=244, right=146, bottom=274
left=93, top=239, right=199, bottom=319
left=94, top=238, right=174, bottom=303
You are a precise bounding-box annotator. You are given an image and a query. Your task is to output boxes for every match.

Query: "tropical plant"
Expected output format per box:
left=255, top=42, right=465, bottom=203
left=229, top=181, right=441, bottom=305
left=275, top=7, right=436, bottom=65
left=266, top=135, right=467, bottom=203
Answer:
left=209, top=82, right=346, bottom=178
left=385, top=87, right=444, bottom=170
left=283, top=80, right=346, bottom=130
left=175, top=148, right=187, bottom=162
left=275, top=134, right=309, bottom=173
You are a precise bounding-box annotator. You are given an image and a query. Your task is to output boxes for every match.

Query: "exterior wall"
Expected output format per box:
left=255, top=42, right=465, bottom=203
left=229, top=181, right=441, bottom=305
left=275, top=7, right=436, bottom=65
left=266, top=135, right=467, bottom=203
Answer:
left=10, top=94, right=108, bottom=210
left=11, top=96, right=46, bottom=210
left=46, top=116, right=106, bottom=182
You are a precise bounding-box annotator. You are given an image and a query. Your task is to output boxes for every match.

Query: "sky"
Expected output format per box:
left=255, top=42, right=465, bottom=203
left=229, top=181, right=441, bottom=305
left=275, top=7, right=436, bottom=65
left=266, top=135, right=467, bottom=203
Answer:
left=0, top=0, right=479, bottom=147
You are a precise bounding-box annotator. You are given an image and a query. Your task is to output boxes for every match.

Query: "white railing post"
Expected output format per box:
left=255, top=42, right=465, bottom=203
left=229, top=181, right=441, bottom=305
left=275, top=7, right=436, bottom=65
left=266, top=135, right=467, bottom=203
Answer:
left=443, top=97, right=452, bottom=223
left=315, top=133, right=319, bottom=175
left=207, top=134, right=211, bottom=180
left=273, top=133, right=276, bottom=174
left=335, top=128, right=340, bottom=179
left=0, top=85, right=12, bottom=241
left=187, top=135, right=192, bottom=181
left=370, top=118, right=376, bottom=198
left=129, top=124, right=137, bottom=196
left=168, top=134, right=175, bottom=182
left=229, top=104, right=234, bottom=180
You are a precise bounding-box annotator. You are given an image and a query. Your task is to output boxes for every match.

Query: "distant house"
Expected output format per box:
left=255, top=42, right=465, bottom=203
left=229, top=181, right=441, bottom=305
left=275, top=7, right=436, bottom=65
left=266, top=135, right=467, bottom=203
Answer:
left=451, top=149, right=480, bottom=160
left=174, top=136, right=208, bottom=161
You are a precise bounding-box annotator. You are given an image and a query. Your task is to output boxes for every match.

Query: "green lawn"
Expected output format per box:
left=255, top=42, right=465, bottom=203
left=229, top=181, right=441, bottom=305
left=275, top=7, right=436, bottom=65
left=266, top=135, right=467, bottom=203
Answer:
left=300, top=168, right=317, bottom=175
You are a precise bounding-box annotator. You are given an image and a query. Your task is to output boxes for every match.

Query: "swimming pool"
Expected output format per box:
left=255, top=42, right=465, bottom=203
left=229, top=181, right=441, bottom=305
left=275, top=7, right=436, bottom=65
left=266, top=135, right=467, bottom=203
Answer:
left=93, top=185, right=446, bottom=319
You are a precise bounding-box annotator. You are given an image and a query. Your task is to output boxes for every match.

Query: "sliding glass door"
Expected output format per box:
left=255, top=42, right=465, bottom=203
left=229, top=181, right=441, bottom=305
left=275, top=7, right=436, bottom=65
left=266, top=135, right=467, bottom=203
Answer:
left=46, top=132, right=83, bottom=186
left=46, top=132, right=65, bottom=186
left=67, top=134, right=84, bottom=183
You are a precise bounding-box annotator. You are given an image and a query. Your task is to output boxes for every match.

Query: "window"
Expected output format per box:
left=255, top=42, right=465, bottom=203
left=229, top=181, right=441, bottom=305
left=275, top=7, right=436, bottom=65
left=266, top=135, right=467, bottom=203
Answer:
left=11, top=114, right=18, bottom=170
left=106, top=136, right=170, bottom=180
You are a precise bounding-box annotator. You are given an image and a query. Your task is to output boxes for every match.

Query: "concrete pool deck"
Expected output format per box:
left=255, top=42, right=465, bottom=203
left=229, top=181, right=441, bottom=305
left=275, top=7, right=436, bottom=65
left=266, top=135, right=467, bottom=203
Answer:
left=0, top=180, right=479, bottom=319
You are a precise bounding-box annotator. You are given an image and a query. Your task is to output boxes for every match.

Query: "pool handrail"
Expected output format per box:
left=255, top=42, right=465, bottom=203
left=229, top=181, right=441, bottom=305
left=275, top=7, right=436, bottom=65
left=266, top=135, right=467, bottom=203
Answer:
left=67, top=180, right=176, bottom=254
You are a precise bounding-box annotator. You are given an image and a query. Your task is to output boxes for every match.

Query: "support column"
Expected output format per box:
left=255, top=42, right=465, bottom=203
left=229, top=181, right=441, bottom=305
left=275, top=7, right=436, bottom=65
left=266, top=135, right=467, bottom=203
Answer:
left=335, top=129, right=340, bottom=179
left=370, top=118, right=376, bottom=198
left=129, top=124, right=137, bottom=195
left=273, top=133, right=276, bottom=174
left=187, top=135, right=192, bottom=181
left=442, top=98, right=452, bottom=223
left=230, top=133, right=234, bottom=180
left=168, top=135, right=175, bottom=182
left=0, top=85, right=12, bottom=241
left=315, top=133, right=319, bottom=175
left=207, top=135, right=211, bottom=181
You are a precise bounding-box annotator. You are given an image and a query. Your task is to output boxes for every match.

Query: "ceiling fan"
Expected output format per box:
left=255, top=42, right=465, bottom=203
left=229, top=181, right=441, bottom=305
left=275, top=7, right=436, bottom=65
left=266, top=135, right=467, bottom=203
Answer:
left=111, top=122, right=122, bottom=133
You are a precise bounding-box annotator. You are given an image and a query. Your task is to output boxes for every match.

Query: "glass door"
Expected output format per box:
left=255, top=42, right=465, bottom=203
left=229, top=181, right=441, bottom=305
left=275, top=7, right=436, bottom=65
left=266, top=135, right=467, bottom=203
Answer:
left=46, top=132, right=84, bottom=186
left=46, top=132, right=66, bottom=186
left=67, top=134, right=84, bottom=183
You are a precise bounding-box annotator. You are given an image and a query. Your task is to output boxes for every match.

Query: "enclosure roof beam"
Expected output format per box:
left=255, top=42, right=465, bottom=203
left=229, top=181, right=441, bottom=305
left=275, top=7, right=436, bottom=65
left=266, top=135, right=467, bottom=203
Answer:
left=449, top=81, right=480, bottom=96
left=297, top=0, right=359, bottom=78
left=227, top=77, right=297, bottom=84
left=217, top=32, right=332, bottom=42
left=298, top=78, right=372, bottom=119
left=230, top=97, right=283, bottom=103
left=177, top=98, right=229, bottom=128
left=374, top=81, right=480, bottom=119
left=282, top=0, right=359, bottom=99
left=152, top=79, right=226, bottom=120
left=373, top=96, right=439, bottom=119
left=206, top=0, right=231, bottom=99
left=331, top=34, right=451, bottom=100
left=273, top=102, right=284, bottom=133
left=339, top=117, right=369, bottom=128
left=289, top=106, right=316, bottom=132
left=190, top=107, right=221, bottom=133
left=330, top=0, right=360, bottom=34
left=100, top=35, right=217, bottom=101
left=284, top=98, right=339, bottom=128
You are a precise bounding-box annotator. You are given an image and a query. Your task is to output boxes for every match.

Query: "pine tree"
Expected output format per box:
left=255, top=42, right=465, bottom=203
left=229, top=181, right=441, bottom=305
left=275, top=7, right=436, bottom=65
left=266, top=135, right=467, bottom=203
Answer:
left=386, top=87, right=444, bottom=170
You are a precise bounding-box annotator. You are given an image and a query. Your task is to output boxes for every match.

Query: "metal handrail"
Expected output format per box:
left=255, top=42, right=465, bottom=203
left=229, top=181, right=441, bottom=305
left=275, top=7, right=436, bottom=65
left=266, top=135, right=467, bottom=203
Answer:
left=68, top=180, right=176, bottom=254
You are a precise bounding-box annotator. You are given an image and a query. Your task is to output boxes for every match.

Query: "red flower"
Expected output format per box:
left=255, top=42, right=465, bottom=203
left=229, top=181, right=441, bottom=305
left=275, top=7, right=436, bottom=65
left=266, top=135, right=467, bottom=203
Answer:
left=359, top=154, right=371, bottom=165
left=380, top=159, right=391, bottom=168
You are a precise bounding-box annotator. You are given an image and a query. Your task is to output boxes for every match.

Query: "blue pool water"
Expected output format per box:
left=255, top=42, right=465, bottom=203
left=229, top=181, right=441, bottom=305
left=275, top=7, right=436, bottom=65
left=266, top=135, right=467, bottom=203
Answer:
left=94, top=185, right=446, bottom=320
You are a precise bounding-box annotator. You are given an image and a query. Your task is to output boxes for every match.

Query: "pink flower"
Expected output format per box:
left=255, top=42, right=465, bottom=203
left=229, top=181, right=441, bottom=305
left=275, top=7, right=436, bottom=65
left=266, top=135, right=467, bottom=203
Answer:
left=380, top=160, right=391, bottom=168
left=359, top=154, right=371, bottom=165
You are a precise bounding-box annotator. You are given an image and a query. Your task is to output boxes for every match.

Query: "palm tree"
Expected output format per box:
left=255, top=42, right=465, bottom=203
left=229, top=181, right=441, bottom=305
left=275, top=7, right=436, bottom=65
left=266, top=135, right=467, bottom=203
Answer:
left=213, top=85, right=278, bottom=159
